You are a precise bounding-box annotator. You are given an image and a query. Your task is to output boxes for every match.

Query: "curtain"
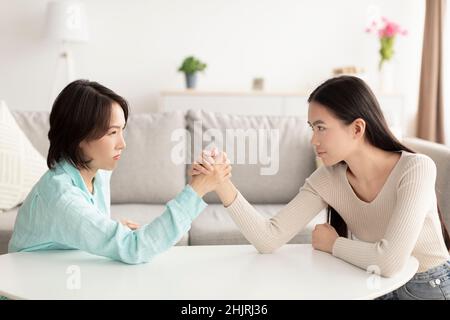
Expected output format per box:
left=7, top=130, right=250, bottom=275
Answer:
left=417, top=0, right=446, bottom=143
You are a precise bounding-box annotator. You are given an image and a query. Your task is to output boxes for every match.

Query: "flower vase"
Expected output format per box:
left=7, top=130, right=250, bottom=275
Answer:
left=378, top=60, right=394, bottom=94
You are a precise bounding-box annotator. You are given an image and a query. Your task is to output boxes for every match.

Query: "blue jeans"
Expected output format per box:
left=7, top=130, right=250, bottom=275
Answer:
left=376, top=260, right=450, bottom=300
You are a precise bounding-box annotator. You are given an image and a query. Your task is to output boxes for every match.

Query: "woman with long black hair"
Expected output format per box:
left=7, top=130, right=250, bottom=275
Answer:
left=193, top=76, right=450, bottom=300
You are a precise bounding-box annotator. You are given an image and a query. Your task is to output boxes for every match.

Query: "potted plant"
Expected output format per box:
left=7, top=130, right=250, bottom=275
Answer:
left=178, top=56, right=207, bottom=89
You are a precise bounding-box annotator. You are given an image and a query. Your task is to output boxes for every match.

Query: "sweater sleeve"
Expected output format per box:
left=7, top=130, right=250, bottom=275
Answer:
left=332, top=156, right=437, bottom=277
left=226, top=179, right=327, bottom=253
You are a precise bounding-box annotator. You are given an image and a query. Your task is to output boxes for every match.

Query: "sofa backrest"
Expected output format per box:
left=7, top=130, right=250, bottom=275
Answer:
left=12, top=109, right=317, bottom=205
left=110, top=112, right=187, bottom=204
left=12, top=110, right=187, bottom=204
left=186, top=110, right=316, bottom=204
left=403, top=137, right=450, bottom=229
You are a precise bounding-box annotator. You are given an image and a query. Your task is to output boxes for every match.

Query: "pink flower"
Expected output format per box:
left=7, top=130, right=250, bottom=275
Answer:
left=366, top=17, right=407, bottom=39
left=366, top=16, right=408, bottom=69
left=384, top=23, right=396, bottom=37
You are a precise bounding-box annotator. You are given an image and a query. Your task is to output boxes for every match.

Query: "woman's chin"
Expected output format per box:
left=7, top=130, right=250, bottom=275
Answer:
left=101, top=162, right=118, bottom=171
left=321, top=157, right=339, bottom=167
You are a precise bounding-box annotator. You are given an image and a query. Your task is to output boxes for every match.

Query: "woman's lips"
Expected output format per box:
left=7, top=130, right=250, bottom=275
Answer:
left=113, top=155, right=121, bottom=160
left=317, top=152, right=326, bottom=157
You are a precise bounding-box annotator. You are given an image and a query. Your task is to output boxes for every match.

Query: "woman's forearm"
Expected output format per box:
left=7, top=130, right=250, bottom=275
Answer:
left=215, top=179, right=238, bottom=207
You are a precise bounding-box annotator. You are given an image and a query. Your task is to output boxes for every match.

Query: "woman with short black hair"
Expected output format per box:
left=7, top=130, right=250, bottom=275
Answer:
left=9, top=79, right=230, bottom=264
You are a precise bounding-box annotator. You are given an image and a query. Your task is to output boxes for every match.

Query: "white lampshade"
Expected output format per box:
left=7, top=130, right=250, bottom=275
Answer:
left=45, top=0, right=89, bottom=42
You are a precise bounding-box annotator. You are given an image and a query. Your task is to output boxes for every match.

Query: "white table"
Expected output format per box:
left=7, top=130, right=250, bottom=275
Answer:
left=0, top=244, right=418, bottom=300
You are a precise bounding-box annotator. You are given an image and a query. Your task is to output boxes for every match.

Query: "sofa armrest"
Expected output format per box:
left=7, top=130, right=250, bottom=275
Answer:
left=402, top=137, right=450, bottom=227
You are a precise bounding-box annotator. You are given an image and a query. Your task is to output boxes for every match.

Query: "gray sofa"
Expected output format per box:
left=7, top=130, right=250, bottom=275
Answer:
left=0, top=110, right=449, bottom=256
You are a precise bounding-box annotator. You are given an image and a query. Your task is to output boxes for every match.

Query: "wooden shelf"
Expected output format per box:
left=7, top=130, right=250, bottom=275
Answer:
left=160, top=90, right=311, bottom=97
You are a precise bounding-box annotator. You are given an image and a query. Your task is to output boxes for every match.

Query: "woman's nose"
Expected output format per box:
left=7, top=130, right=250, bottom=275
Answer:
left=117, top=134, right=126, bottom=150
left=310, top=133, right=319, bottom=146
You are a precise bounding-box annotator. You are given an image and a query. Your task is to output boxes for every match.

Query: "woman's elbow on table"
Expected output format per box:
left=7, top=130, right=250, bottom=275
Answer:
left=375, top=254, right=409, bottom=278
left=109, top=231, right=155, bottom=265
left=119, top=255, right=152, bottom=265
left=254, top=242, right=282, bottom=254
left=114, top=244, right=152, bottom=265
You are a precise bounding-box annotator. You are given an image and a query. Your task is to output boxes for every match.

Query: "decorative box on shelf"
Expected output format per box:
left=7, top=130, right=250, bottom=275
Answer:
left=159, top=90, right=404, bottom=138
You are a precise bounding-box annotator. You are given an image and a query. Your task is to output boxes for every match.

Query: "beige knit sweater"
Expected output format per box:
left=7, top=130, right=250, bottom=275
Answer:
left=226, top=151, right=450, bottom=276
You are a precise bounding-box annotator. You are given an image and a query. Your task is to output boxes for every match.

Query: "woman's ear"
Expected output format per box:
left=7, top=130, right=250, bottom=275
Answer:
left=78, top=140, right=91, bottom=163
left=79, top=139, right=90, bottom=151
left=352, top=118, right=366, bottom=139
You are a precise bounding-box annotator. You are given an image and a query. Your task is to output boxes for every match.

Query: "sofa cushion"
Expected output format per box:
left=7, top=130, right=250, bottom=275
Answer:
left=0, top=207, right=18, bottom=255
left=403, top=137, right=450, bottom=228
left=110, top=112, right=187, bottom=204
left=189, top=204, right=327, bottom=246
left=186, top=110, right=316, bottom=204
left=110, top=204, right=188, bottom=246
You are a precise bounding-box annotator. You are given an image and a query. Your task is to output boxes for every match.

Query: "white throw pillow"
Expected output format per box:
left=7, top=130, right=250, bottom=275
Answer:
left=0, top=100, right=47, bottom=212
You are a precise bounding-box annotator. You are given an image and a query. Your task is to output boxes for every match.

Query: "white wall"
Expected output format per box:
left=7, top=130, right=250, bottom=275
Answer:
left=0, top=0, right=424, bottom=136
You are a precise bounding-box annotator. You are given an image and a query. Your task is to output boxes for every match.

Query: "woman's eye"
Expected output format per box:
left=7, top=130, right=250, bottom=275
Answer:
left=109, top=131, right=117, bottom=135
left=318, top=127, right=326, bottom=131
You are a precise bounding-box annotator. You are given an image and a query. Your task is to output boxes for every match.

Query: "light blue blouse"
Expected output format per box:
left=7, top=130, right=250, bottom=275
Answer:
left=8, top=160, right=207, bottom=264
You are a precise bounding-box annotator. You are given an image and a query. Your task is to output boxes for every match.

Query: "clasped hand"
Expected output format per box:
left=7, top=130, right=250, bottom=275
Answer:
left=188, top=148, right=232, bottom=197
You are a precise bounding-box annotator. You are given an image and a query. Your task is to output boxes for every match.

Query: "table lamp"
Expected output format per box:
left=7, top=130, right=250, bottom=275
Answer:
left=45, top=0, right=89, bottom=100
